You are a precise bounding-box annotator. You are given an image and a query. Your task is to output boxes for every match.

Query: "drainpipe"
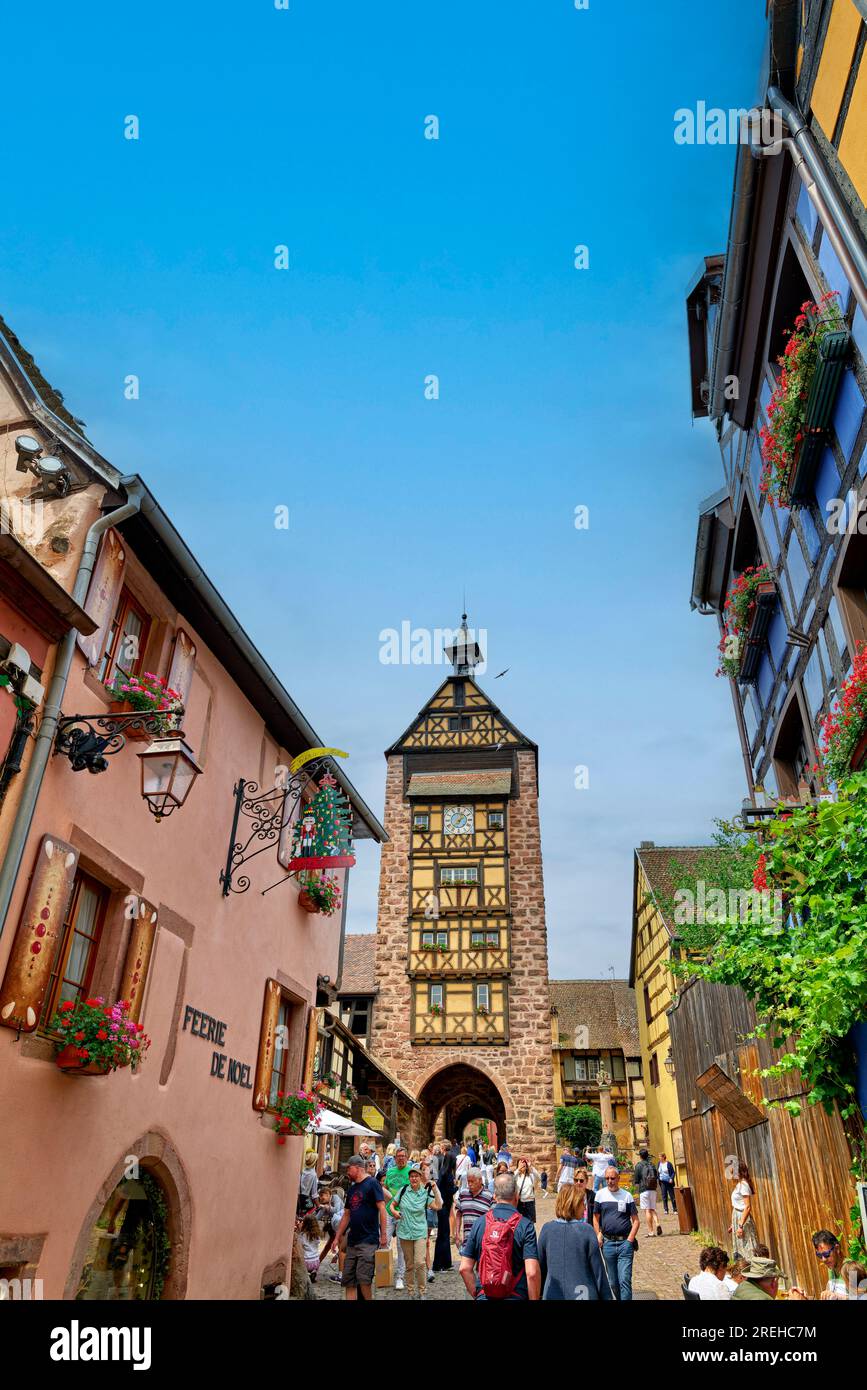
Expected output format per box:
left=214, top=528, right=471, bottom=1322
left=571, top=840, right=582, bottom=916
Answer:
left=766, top=88, right=867, bottom=317
left=0, top=478, right=144, bottom=939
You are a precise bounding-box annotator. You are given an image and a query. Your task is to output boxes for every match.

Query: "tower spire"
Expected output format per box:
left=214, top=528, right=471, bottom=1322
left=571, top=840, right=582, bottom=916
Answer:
left=444, top=613, right=483, bottom=676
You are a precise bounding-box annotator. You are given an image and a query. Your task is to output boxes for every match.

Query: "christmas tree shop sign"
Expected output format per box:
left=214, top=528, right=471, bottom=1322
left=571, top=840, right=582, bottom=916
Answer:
left=182, top=1004, right=252, bottom=1089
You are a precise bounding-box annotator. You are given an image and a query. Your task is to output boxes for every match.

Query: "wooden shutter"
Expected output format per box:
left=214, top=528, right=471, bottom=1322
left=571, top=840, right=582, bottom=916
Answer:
left=76, top=529, right=126, bottom=666
left=303, top=1006, right=321, bottom=1090
left=167, top=629, right=197, bottom=710
left=0, top=836, right=79, bottom=1033
left=253, top=978, right=283, bottom=1111
left=118, top=896, right=158, bottom=1023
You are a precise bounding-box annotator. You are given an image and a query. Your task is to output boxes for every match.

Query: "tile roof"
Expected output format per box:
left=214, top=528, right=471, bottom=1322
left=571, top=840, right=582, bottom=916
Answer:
left=338, top=933, right=377, bottom=995
left=406, top=769, right=512, bottom=797
left=635, top=844, right=717, bottom=930
left=549, top=979, right=641, bottom=1054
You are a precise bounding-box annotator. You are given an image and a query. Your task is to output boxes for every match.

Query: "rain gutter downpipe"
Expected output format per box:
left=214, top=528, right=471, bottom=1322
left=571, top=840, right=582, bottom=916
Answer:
left=0, top=477, right=144, bottom=939
left=762, top=87, right=867, bottom=320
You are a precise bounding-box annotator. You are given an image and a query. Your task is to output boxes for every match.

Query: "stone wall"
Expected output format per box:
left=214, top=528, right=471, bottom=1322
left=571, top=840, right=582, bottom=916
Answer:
left=372, top=748, right=556, bottom=1175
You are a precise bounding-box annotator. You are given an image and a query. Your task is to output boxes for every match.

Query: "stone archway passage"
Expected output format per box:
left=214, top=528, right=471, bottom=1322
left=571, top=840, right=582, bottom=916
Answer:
left=415, top=1063, right=509, bottom=1148
left=64, top=1129, right=191, bottom=1301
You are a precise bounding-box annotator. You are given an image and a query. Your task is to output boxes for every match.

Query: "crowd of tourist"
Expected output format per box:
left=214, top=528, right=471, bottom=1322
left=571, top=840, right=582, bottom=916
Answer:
left=294, top=1137, right=866, bottom=1302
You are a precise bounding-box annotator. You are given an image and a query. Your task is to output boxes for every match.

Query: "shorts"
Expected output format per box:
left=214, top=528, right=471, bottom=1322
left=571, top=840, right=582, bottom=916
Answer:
left=342, top=1243, right=377, bottom=1287
left=304, top=1257, right=320, bottom=1275
left=426, top=1207, right=438, bottom=1229
left=639, top=1190, right=657, bottom=1210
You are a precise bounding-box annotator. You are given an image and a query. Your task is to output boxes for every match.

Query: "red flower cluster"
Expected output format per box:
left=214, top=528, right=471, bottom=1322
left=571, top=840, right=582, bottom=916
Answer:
left=51, top=996, right=151, bottom=1073
left=272, top=1086, right=324, bottom=1146
left=818, top=640, right=867, bottom=785
left=758, top=292, right=842, bottom=507
left=717, top=565, right=772, bottom=679
left=752, top=853, right=769, bottom=893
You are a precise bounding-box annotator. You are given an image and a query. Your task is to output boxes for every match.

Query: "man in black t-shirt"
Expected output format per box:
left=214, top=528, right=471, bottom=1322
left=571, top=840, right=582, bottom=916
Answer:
left=330, top=1154, right=388, bottom=1300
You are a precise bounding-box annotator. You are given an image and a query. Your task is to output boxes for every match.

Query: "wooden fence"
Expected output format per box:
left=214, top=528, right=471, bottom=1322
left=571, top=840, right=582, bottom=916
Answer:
left=670, top=979, right=858, bottom=1298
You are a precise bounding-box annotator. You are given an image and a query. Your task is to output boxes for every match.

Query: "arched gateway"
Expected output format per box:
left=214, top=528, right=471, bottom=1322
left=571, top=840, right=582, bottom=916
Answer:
left=415, top=1062, right=511, bottom=1149
left=371, top=622, right=555, bottom=1172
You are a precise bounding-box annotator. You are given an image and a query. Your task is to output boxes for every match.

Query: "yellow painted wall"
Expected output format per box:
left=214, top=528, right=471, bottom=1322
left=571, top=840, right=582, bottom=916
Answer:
left=633, top=866, right=684, bottom=1178
left=810, top=0, right=862, bottom=140
left=838, top=56, right=867, bottom=208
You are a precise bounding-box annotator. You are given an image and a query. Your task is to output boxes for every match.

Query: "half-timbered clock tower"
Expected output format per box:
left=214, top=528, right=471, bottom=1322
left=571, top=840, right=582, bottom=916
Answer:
left=371, top=619, right=555, bottom=1170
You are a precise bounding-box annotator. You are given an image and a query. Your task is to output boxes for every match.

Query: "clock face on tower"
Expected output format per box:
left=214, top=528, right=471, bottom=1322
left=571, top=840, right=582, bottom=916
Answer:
left=443, top=804, right=474, bottom=836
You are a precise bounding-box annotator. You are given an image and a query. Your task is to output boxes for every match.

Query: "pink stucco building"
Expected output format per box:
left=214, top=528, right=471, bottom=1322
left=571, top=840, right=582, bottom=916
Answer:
left=0, top=318, right=385, bottom=1300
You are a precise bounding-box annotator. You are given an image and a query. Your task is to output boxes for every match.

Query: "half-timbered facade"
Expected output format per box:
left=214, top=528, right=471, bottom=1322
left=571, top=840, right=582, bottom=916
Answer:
left=371, top=627, right=555, bottom=1169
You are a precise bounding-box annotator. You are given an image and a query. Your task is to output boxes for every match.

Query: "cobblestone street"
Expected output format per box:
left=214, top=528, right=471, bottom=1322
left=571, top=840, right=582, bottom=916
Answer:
left=313, top=1199, right=697, bottom=1302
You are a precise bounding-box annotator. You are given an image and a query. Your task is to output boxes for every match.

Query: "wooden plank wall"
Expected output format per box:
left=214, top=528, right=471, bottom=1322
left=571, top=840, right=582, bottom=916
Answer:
left=672, top=980, right=856, bottom=1298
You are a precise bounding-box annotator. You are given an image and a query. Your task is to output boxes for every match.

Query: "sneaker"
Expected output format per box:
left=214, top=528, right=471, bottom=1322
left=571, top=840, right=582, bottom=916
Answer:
left=395, top=1277, right=405, bottom=1290
left=427, top=1271, right=435, bottom=1283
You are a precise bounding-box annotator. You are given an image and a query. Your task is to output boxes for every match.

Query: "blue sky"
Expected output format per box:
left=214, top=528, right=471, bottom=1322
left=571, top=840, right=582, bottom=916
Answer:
left=2, top=1, right=768, bottom=977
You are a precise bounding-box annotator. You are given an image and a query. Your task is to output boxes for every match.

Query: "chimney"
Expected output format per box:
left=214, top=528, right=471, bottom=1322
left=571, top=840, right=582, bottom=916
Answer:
left=639, top=840, right=655, bottom=849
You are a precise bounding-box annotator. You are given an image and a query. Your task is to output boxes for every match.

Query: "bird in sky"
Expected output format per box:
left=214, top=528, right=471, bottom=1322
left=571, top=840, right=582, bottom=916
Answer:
left=495, top=668, right=509, bottom=678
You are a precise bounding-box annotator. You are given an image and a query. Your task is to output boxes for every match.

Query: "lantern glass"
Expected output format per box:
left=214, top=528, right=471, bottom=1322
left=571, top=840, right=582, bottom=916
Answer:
left=138, top=736, right=201, bottom=818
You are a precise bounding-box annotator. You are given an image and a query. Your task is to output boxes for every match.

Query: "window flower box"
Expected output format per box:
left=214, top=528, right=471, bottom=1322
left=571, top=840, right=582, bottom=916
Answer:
left=273, top=1087, right=324, bottom=1145
left=423, top=942, right=450, bottom=955
left=718, top=567, right=776, bottom=683
left=50, top=997, right=150, bottom=1075
left=429, top=1004, right=443, bottom=1018
left=850, top=731, right=867, bottom=773
left=475, top=1006, right=491, bottom=1018
left=759, top=295, right=849, bottom=507
left=105, top=672, right=184, bottom=741
left=55, top=1044, right=111, bottom=1076
left=818, top=641, right=867, bottom=784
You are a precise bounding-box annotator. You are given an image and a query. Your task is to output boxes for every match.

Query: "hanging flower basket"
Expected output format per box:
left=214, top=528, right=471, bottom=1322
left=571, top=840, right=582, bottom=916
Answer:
left=817, top=641, right=867, bottom=784
left=296, top=872, right=343, bottom=917
left=429, top=1004, right=443, bottom=1018
left=273, top=1087, right=324, bottom=1146
left=717, top=566, right=776, bottom=682
left=50, top=997, right=151, bottom=1075
left=759, top=293, right=848, bottom=508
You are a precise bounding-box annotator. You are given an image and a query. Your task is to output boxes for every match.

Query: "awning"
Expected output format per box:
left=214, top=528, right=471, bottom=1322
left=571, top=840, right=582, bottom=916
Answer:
left=406, top=769, right=512, bottom=798
left=309, top=1108, right=379, bottom=1137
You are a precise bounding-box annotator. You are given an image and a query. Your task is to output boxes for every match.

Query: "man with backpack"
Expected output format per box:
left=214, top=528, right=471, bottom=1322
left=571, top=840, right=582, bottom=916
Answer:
left=632, top=1148, right=661, bottom=1237
left=459, top=1172, right=541, bottom=1300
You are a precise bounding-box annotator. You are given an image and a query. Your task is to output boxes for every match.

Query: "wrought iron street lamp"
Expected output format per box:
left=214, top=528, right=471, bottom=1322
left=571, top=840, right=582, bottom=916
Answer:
left=138, top=736, right=202, bottom=821
left=664, top=1051, right=675, bottom=1077
left=54, top=711, right=201, bottom=820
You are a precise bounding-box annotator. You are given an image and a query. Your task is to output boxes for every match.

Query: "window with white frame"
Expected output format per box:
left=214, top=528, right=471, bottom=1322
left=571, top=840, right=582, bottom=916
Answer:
left=440, top=866, right=479, bottom=884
